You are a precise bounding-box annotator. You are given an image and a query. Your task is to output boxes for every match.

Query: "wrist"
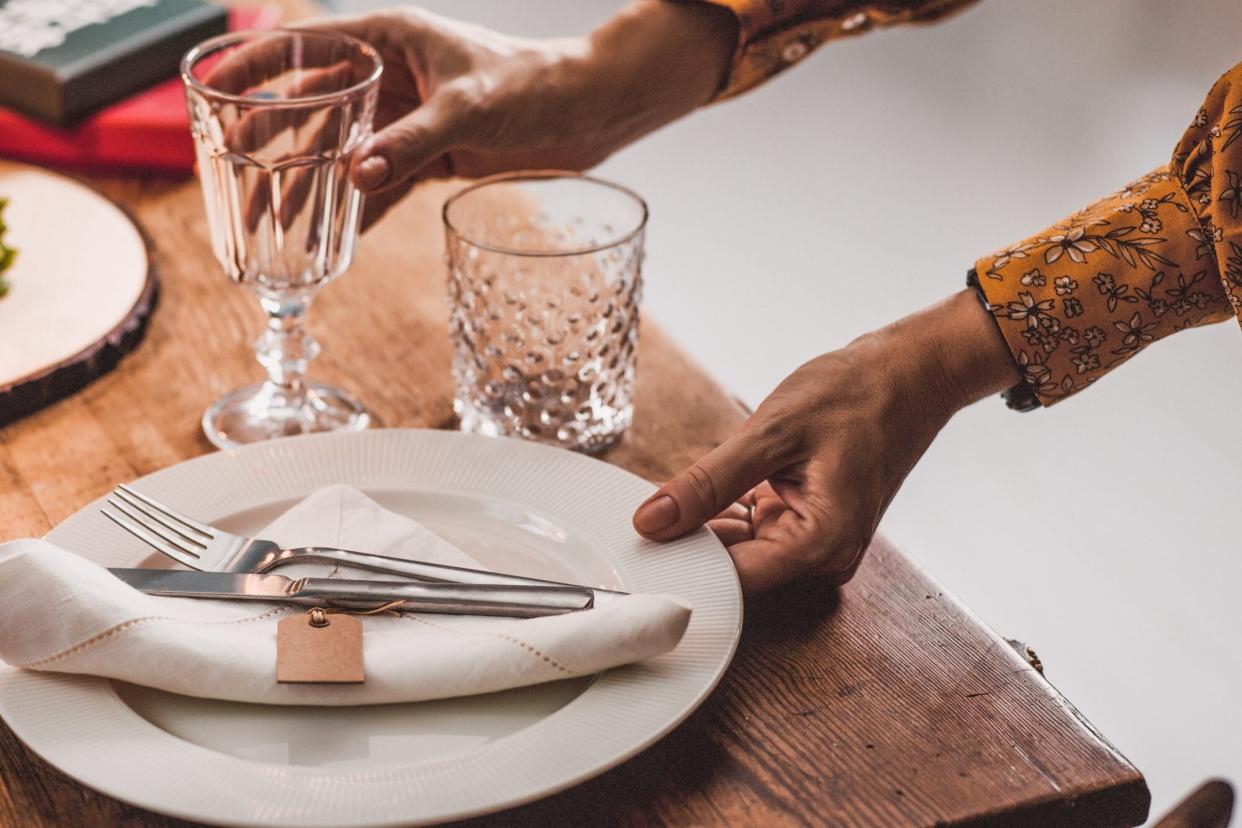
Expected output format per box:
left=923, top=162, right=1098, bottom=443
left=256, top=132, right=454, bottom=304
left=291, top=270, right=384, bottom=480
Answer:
left=916, top=289, right=1022, bottom=415
left=867, top=289, right=1021, bottom=422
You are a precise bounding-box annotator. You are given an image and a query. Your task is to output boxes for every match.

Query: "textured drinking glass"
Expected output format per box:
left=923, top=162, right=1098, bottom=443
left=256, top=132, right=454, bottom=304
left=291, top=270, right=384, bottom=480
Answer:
left=443, top=172, right=648, bottom=453
left=181, top=30, right=381, bottom=449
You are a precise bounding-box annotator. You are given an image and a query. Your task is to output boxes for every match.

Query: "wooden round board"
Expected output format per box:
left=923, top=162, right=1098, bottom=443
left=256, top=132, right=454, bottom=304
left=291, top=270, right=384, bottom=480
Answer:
left=0, top=160, right=157, bottom=426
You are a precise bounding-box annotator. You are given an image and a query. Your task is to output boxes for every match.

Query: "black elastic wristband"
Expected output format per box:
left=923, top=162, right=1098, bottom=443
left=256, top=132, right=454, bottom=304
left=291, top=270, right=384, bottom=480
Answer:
left=965, top=268, right=1041, bottom=412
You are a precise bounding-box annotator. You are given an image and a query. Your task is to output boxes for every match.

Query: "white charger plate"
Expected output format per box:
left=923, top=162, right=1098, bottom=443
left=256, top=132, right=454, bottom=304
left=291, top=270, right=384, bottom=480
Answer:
left=0, top=429, right=742, bottom=826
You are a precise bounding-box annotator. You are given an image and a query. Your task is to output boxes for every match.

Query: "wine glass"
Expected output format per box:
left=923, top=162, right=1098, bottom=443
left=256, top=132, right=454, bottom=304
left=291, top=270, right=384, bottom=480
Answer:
left=181, top=30, right=382, bottom=449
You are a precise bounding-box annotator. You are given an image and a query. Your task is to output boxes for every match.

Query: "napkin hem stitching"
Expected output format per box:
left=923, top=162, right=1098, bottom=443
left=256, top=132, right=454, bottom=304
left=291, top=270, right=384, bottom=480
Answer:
left=398, top=615, right=579, bottom=676
left=18, top=607, right=291, bottom=669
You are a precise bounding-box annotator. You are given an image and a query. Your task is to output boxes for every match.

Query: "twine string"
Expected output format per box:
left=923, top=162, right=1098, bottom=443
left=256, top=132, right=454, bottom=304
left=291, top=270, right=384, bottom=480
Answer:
left=305, top=600, right=406, bottom=627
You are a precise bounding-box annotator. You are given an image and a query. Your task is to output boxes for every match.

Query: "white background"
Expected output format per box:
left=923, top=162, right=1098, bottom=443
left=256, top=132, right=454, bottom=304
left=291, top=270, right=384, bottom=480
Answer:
left=332, top=0, right=1242, bottom=818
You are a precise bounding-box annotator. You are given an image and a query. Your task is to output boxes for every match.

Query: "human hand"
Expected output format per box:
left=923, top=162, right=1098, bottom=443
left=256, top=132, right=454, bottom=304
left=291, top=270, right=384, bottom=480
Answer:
left=300, top=1, right=736, bottom=227
left=632, top=289, right=1022, bottom=593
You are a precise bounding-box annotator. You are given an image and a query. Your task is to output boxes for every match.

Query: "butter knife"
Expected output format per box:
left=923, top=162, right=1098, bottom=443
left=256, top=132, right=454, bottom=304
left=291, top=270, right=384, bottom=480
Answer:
left=110, top=568, right=595, bottom=618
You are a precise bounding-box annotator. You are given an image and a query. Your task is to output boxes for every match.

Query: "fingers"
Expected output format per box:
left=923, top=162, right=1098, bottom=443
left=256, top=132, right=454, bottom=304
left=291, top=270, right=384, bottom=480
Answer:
left=225, top=61, right=355, bottom=154
left=289, top=10, right=468, bottom=192
left=714, top=502, right=750, bottom=522
left=706, top=518, right=752, bottom=548
left=727, top=514, right=870, bottom=594
left=727, top=537, right=802, bottom=594
left=293, top=10, right=427, bottom=48
left=357, top=152, right=452, bottom=230
left=633, top=429, right=779, bottom=542
left=236, top=64, right=361, bottom=232
left=265, top=149, right=445, bottom=237
left=202, top=32, right=356, bottom=96
left=350, top=88, right=475, bottom=192
left=201, top=36, right=290, bottom=94
left=711, top=481, right=871, bottom=594
left=296, top=11, right=463, bottom=192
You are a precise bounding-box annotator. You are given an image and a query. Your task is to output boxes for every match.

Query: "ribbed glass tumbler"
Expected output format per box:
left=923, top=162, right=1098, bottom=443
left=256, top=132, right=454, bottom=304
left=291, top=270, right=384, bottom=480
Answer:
left=443, top=172, right=648, bottom=453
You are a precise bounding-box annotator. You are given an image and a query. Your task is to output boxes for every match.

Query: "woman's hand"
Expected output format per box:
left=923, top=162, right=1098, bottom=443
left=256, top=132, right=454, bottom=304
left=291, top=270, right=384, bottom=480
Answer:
left=633, top=289, right=1022, bottom=593
left=302, top=1, right=737, bottom=226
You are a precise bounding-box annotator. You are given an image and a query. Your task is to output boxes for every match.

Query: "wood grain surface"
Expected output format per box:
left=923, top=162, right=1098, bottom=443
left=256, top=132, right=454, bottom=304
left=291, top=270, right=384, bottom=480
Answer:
left=0, top=1, right=1150, bottom=823
left=0, top=166, right=1151, bottom=828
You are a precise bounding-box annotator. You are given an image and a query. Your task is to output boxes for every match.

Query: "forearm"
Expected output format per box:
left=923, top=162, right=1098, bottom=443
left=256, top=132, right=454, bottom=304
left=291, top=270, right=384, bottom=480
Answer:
left=576, top=1, right=737, bottom=148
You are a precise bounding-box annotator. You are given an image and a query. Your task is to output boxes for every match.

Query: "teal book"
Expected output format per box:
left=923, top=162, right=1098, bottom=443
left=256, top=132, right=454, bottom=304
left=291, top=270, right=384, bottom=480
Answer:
left=0, top=0, right=228, bottom=126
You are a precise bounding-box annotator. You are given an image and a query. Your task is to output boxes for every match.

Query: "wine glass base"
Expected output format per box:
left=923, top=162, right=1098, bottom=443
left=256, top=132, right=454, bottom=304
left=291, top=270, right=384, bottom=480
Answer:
left=202, top=381, right=371, bottom=451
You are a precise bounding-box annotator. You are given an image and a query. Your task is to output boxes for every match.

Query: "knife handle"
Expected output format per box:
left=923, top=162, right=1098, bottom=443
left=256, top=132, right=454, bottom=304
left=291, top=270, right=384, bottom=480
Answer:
left=290, top=577, right=594, bottom=618
left=274, top=546, right=628, bottom=598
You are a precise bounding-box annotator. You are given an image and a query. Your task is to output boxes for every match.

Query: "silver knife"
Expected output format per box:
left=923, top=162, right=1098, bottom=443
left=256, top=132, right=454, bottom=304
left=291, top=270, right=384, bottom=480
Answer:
left=109, top=568, right=595, bottom=618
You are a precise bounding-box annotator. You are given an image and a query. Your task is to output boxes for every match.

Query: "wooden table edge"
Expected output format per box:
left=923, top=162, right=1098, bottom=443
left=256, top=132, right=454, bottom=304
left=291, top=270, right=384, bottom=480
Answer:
left=877, top=533, right=1151, bottom=826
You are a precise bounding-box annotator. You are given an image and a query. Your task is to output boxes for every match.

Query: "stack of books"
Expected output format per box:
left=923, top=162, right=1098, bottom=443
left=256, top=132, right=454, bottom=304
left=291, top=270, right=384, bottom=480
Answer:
left=0, top=2, right=280, bottom=173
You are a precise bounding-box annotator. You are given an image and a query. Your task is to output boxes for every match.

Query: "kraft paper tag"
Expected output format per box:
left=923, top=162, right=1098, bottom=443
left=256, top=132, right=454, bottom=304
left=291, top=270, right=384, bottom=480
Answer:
left=277, top=609, right=365, bottom=684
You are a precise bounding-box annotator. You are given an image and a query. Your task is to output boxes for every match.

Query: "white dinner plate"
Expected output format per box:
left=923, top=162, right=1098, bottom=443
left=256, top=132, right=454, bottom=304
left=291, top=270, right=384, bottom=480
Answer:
left=0, top=429, right=742, bottom=826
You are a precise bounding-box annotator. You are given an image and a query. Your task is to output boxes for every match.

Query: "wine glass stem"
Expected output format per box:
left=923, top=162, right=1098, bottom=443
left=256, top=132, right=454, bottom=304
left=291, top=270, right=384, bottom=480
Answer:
left=255, top=293, right=320, bottom=392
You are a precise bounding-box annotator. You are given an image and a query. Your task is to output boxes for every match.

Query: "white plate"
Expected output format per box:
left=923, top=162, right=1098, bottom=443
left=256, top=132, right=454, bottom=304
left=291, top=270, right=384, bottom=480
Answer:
left=0, top=429, right=742, bottom=827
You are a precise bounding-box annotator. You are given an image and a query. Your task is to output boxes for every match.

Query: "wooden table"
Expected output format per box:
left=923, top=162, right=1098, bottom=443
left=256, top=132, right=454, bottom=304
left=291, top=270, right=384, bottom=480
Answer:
left=0, top=56, right=1150, bottom=823
left=0, top=172, right=1151, bottom=828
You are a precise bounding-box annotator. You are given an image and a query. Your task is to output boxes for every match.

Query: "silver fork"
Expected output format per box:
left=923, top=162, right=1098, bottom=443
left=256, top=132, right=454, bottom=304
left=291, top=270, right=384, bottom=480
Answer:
left=101, top=484, right=626, bottom=598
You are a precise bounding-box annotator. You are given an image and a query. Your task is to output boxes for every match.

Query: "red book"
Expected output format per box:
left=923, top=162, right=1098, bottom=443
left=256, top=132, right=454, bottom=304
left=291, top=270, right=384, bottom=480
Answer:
left=0, top=6, right=282, bottom=175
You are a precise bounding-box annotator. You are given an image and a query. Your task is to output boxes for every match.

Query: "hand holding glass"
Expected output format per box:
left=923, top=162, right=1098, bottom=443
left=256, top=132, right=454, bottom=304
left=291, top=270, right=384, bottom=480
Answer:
left=181, top=30, right=381, bottom=449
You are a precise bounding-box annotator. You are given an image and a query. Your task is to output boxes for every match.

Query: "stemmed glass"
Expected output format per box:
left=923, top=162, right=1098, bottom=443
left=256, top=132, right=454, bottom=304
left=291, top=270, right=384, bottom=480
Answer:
left=181, top=30, right=382, bottom=449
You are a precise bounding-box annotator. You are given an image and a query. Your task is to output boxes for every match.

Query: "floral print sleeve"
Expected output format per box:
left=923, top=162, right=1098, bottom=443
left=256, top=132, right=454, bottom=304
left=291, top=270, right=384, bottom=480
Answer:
left=971, top=62, right=1242, bottom=409
left=687, top=0, right=979, bottom=99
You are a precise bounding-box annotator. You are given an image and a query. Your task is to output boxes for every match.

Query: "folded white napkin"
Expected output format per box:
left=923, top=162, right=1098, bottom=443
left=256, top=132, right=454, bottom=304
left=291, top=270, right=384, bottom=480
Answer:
left=0, top=485, right=691, bottom=705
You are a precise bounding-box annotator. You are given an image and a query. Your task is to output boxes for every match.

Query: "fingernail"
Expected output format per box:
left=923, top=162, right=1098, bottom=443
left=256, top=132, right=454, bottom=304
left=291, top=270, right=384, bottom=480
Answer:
left=356, top=155, right=390, bottom=190
left=635, top=495, right=680, bottom=535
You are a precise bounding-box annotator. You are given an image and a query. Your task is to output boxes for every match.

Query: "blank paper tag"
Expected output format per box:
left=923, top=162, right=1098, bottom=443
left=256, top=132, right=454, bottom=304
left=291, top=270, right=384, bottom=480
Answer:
left=277, top=612, right=365, bottom=684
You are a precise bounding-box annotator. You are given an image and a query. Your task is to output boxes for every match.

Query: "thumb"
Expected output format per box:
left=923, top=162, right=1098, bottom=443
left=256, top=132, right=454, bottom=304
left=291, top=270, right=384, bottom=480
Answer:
left=633, top=432, right=773, bottom=541
left=351, top=89, right=473, bottom=192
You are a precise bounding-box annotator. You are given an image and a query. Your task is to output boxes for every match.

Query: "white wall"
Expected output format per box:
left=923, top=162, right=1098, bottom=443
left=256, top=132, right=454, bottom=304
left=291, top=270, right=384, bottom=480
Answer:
left=332, top=0, right=1242, bottom=818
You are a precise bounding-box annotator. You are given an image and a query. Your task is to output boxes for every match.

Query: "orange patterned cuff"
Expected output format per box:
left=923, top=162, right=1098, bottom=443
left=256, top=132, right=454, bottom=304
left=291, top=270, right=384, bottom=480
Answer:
left=687, top=0, right=980, bottom=100
left=1172, top=63, right=1242, bottom=318
left=972, top=168, right=1232, bottom=407
left=974, top=58, right=1242, bottom=409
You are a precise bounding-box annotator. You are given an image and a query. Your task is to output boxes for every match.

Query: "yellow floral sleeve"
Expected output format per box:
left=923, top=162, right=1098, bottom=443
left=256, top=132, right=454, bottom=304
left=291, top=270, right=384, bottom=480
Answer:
left=972, top=62, right=1242, bottom=409
left=688, top=0, right=979, bottom=99
left=685, top=2, right=1242, bottom=411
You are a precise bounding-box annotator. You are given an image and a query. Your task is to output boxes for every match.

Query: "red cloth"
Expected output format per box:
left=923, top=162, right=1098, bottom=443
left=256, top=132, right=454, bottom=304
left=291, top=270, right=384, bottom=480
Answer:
left=0, top=6, right=282, bottom=174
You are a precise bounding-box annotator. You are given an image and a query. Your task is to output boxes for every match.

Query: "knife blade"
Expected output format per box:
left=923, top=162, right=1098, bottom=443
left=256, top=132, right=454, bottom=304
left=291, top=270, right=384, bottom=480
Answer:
left=109, top=568, right=595, bottom=618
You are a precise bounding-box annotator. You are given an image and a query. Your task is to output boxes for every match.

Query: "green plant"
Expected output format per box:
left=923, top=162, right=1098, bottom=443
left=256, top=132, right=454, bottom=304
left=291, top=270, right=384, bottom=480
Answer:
left=0, top=198, right=15, bottom=299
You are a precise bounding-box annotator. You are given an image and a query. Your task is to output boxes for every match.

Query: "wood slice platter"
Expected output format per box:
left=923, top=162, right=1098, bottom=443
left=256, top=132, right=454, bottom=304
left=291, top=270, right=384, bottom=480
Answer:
left=0, top=160, right=157, bottom=426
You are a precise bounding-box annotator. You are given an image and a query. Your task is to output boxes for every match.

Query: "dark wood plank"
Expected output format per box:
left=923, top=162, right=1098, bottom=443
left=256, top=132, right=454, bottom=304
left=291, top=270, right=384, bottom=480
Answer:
left=1153, top=779, right=1234, bottom=828
left=449, top=539, right=1151, bottom=828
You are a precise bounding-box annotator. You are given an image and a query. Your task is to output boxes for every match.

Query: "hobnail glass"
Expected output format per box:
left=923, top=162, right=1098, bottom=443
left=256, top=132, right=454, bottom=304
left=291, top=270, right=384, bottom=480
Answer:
left=443, top=172, right=648, bottom=453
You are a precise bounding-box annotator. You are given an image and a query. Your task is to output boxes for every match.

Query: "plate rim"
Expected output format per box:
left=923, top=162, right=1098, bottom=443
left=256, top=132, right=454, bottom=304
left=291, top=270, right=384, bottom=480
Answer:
left=0, top=428, right=742, bottom=826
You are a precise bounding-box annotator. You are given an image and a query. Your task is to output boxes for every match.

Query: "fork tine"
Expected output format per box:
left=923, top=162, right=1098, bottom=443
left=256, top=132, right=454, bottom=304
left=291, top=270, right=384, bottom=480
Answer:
left=115, top=484, right=213, bottom=539
left=101, top=507, right=203, bottom=569
left=107, top=497, right=205, bottom=556
left=111, top=490, right=209, bottom=549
